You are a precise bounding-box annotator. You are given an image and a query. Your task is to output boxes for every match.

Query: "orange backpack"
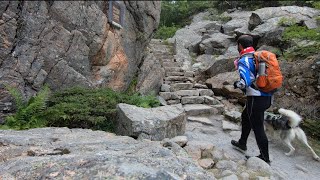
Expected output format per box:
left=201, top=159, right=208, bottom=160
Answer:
left=254, top=51, right=283, bottom=92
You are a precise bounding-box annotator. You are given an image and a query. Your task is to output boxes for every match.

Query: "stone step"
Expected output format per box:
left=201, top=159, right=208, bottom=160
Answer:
left=162, top=62, right=183, bottom=67
left=222, top=120, right=240, bottom=131
left=160, top=84, right=171, bottom=92
left=164, top=67, right=184, bottom=72
left=150, top=39, right=166, bottom=44
left=183, top=104, right=219, bottom=116
left=194, top=83, right=208, bottom=89
left=150, top=43, right=170, bottom=46
left=181, top=96, right=204, bottom=105
left=184, top=71, right=194, bottom=78
left=159, top=92, right=181, bottom=100
left=166, top=71, right=185, bottom=76
left=162, top=60, right=175, bottom=64
left=164, top=80, right=190, bottom=85
left=203, top=96, right=221, bottom=105
left=164, top=76, right=194, bottom=82
left=175, top=90, right=199, bottom=97
left=153, top=52, right=173, bottom=57
left=167, top=99, right=181, bottom=105
left=171, top=83, right=194, bottom=91
left=187, top=116, right=214, bottom=126
left=198, top=89, right=214, bottom=97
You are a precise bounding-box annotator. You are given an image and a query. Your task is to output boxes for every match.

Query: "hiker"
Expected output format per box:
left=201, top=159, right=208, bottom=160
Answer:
left=231, top=34, right=273, bottom=164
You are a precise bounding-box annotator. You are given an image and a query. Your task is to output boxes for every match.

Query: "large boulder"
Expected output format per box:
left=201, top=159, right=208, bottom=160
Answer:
left=205, top=71, right=244, bottom=101
left=199, top=32, right=233, bottom=55
left=235, top=6, right=320, bottom=47
left=248, top=13, right=263, bottom=31
left=195, top=55, right=236, bottom=79
left=221, top=11, right=252, bottom=35
left=0, top=1, right=161, bottom=115
left=116, top=103, right=186, bottom=141
left=0, top=128, right=214, bottom=179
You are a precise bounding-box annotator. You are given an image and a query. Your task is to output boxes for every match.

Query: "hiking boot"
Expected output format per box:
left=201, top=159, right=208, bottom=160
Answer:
left=231, top=140, right=247, bottom=152
left=245, top=155, right=271, bottom=165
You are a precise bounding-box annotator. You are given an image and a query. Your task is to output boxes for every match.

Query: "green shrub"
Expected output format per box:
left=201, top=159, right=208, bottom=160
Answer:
left=282, top=25, right=320, bottom=60
left=2, top=85, right=50, bottom=130
left=313, top=2, right=320, bottom=10
left=282, top=25, right=320, bottom=41
left=1, top=86, right=160, bottom=132
left=160, top=1, right=215, bottom=28
left=42, top=87, right=160, bottom=132
left=283, top=43, right=320, bottom=60
left=125, top=77, right=138, bottom=95
left=154, top=25, right=179, bottom=40
left=203, top=8, right=232, bottom=22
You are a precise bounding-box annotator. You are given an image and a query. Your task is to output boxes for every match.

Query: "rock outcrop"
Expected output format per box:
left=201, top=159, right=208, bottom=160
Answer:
left=116, top=103, right=186, bottom=141
left=0, top=128, right=214, bottom=179
left=0, top=1, right=161, bottom=116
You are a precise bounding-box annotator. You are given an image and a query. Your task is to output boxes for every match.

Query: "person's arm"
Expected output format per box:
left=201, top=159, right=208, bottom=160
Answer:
left=234, top=60, right=252, bottom=89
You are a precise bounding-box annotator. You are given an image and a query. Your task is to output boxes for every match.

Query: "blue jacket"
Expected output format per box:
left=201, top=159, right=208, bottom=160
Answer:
left=237, top=53, right=272, bottom=96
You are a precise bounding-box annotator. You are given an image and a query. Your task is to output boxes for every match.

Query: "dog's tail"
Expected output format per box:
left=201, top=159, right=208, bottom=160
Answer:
left=278, top=108, right=302, bottom=128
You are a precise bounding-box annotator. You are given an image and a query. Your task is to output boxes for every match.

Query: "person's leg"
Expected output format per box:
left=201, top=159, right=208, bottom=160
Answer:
left=238, top=97, right=252, bottom=145
left=250, top=96, right=272, bottom=162
left=232, top=97, right=252, bottom=151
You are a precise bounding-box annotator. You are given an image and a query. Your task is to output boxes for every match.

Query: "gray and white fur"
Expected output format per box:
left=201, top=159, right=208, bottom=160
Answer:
left=264, top=108, right=320, bottom=161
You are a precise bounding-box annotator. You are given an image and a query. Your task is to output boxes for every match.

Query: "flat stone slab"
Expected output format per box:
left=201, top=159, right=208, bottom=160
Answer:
left=176, top=90, right=199, bottom=97
left=171, top=83, right=194, bottom=91
left=222, top=120, right=240, bottom=131
left=164, top=67, right=184, bottom=72
left=183, top=104, right=217, bottom=116
left=224, top=110, right=242, bottom=123
left=181, top=96, right=204, bottom=105
left=188, top=116, right=214, bottom=126
left=165, top=76, right=194, bottom=82
left=166, top=72, right=185, bottom=76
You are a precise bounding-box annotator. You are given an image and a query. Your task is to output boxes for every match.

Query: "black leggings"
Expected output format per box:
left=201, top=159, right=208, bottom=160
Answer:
left=239, top=96, right=272, bottom=161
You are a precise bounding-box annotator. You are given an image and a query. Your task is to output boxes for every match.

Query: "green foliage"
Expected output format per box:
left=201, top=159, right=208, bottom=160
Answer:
left=282, top=25, right=320, bottom=41
left=282, top=25, right=320, bottom=60
left=217, top=0, right=313, bottom=11
left=312, top=1, right=320, bottom=9
left=203, top=8, right=232, bottom=22
left=2, top=85, right=50, bottom=130
left=42, top=87, right=160, bottom=132
left=277, top=17, right=297, bottom=27
left=283, top=43, right=320, bottom=60
left=154, top=25, right=179, bottom=40
left=125, top=77, right=138, bottom=95
left=160, top=1, right=215, bottom=27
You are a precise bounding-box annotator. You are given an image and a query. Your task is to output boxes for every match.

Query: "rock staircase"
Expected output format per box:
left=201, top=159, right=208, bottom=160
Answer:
left=150, top=39, right=224, bottom=119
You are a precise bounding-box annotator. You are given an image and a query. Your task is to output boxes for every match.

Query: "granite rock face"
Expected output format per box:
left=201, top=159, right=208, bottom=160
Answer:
left=0, top=1, right=161, bottom=116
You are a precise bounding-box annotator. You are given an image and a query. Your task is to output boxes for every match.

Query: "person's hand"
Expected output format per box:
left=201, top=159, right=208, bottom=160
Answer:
left=233, top=80, right=245, bottom=89
left=233, top=81, right=240, bottom=89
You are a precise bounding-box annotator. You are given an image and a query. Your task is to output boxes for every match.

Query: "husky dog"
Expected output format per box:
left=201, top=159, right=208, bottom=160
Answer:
left=264, top=108, right=320, bottom=161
